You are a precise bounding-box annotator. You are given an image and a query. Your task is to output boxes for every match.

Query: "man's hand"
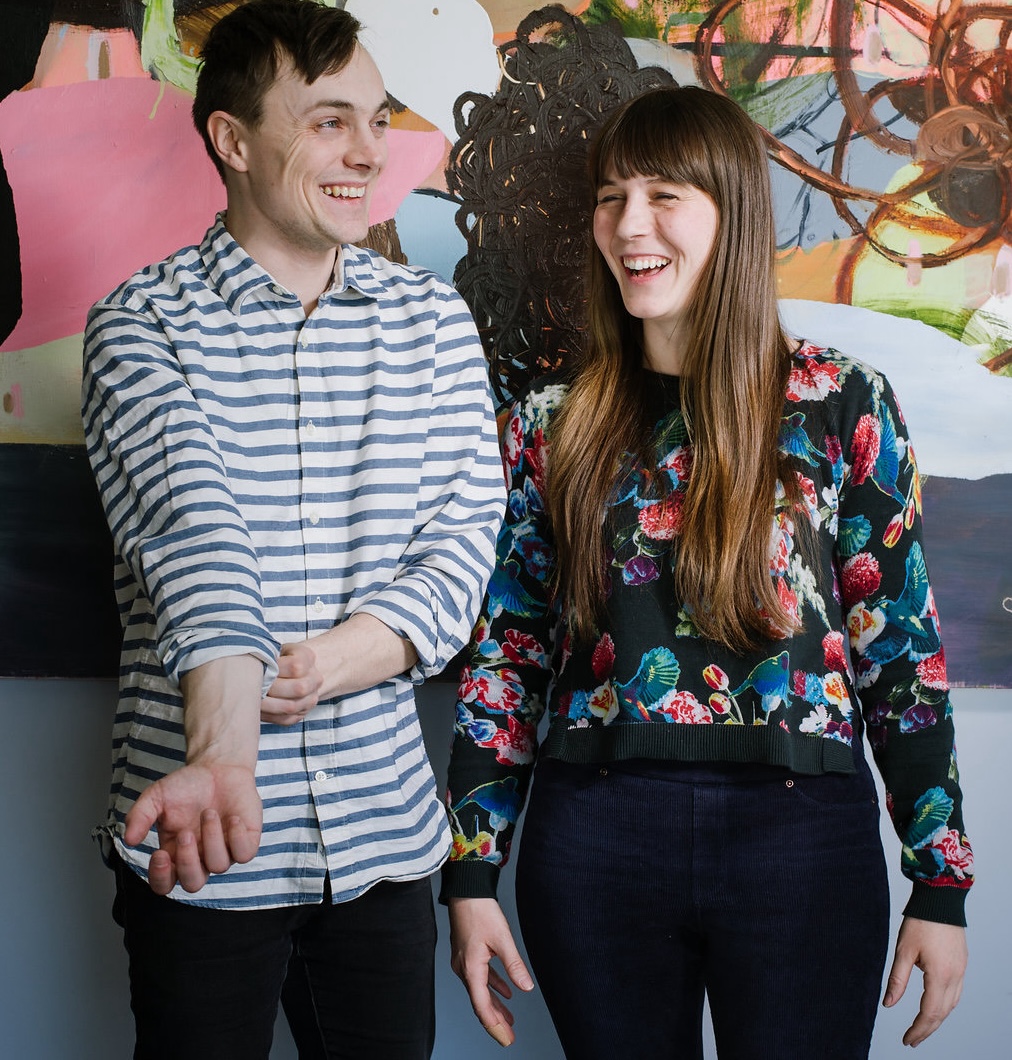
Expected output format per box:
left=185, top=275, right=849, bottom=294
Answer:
left=261, top=615, right=417, bottom=725
left=124, top=762, right=262, bottom=894
left=124, top=654, right=264, bottom=895
left=261, top=641, right=323, bottom=725
left=883, top=916, right=967, bottom=1047
left=448, top=897, right=535, bottom=1048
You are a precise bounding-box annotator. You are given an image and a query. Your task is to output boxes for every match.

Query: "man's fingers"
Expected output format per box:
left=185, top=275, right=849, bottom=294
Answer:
left=123, top=788, right=161, bottom=846
left=260, top=698, right=307, bottom=726
left=146, top=848, right=177, bottom=896
left=173, top=830, right=210, bottom=893
left=226, top=813, right=260, bottom=865
left=199, top=809, right=231, bottom=874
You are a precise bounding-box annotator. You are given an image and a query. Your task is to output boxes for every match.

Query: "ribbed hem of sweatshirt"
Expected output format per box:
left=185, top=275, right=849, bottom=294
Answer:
left=438, top=859, right=500, bottom=904
left=902, top=882, right=969, bottom=927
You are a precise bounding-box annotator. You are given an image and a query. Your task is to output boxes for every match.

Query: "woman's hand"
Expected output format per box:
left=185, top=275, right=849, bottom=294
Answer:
left=883, top=916, right=967, bottom=1046
left=448, top=897, right=535, bottom=1047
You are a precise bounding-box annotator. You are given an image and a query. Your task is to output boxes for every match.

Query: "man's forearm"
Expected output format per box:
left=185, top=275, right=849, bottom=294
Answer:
left=310, top=613, right=418, bottom=699
left=181, top=654, right=264, bottom=767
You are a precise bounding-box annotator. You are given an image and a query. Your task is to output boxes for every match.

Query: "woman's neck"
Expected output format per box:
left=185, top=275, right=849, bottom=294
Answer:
left=641, top=320, right=687, bottom=376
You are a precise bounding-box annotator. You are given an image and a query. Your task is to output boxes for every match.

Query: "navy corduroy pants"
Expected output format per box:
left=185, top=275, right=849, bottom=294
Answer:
left=516, top=754, right=890, bottom=1060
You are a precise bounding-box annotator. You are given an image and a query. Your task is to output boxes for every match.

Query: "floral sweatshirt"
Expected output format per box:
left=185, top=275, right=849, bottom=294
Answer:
left=441, top=344, right=973, bottom=925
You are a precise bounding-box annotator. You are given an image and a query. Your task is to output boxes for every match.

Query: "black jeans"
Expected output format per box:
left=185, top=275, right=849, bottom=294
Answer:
left=516, top=756, right=890, bottom=1060
left=112, top=855, right=436, bottom=1060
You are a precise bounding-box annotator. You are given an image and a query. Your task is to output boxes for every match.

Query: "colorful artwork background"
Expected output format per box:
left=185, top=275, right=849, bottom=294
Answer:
left=0, top=1, right=1007, bottom=683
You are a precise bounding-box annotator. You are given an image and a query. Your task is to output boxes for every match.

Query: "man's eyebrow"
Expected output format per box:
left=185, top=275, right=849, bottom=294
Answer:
left=310, top=98, right=391, bottom=114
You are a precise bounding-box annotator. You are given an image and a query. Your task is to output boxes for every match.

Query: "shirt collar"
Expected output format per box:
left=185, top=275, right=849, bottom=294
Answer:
left=201, top=215, right=383, bottom=312
left=328, top=242, right=384, bottom=301
left=199, top=215, right=281, bottom=312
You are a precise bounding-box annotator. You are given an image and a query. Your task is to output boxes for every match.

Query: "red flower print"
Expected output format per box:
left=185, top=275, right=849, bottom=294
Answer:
left=777, top=578, right=799, bottom=622
left=792, top=670, right=808, bottom=696
left=662, top=447, right=694, bottom=483
left=787, top=358, right=842, bottom=401
left=484, top=714, right=536, bottom=766
left=841, top=553, right=882, bottom=609
left=883, top=513, right=904, bottom=547
left=655, top=689, right=711, bottom=724
left=459, top=667, right=522, bottom=714
left=504, top=413, right=523, bottom=470
left=850, top=414, right=881, bottom=486
left=503, top=629, right=545, bottom=666
left=903, top=497, right=917, bottom=530
left=524, top=428, right=547, bottom=497
left=916, top=650, right=949, bottom=690
left=770, top=525, right=791, bottom=575
left=709, top=692, right=730, bottom=715
left=703, top=664, right=729, bottom=691
left=822, top=631, right=847, bottom=672
left=825, top=434, right=842, bottom=465
left=638, top=494, right=683, bottom=540
left=592, top=633, right=616, bottom=682
left=930, top=829, right=974, bottom=880
left=795, top=472, right=818, bottom=512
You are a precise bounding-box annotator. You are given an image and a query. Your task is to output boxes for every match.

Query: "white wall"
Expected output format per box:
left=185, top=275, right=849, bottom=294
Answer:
left=0, top=679, right=1007, bottom=1059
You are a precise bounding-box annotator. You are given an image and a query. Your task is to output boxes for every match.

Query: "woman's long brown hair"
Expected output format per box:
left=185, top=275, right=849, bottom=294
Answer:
left=547, top=86, right=804, bottom=653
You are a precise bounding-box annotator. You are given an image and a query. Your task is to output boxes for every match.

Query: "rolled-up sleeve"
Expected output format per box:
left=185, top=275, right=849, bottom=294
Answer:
left=83, top=299, right=280, bottom=688
left=353, top=289, right=505, bottom=678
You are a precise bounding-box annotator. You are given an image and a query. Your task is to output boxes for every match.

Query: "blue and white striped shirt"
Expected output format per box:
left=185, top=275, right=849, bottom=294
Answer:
left=82, top=217, right=505, bottom=909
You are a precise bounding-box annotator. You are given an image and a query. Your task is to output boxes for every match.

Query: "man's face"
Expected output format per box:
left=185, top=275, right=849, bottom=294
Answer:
left=231, top=45, right=389, bottom=263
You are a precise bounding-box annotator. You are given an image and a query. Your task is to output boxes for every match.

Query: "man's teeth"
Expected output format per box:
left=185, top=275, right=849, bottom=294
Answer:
left=624, top=256, right=670, bottom=271
left=322, top=185, right=365, bottom=198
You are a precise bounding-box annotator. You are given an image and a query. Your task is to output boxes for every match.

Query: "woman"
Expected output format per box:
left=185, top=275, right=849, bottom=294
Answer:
left=441, top=86, right=971, bottom=1059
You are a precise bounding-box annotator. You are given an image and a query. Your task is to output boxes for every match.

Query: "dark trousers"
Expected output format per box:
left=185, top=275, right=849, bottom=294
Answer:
left=112, top=856, right=436, bottom=1060
left=515, top=756, right=890, bottom=1060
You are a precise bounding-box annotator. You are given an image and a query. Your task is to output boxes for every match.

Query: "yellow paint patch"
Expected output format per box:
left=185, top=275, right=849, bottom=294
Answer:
left=0, top=334, right=86, bottom=445
left=776, top=239, right=860, bottom=303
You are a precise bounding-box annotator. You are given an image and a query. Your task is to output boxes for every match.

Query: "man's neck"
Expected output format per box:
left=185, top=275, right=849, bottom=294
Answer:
left=222, top=211, right=338, bottom=314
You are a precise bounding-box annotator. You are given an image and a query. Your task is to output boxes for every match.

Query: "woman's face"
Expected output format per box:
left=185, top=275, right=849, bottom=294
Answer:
left=593, top=168, right=719, bottom=364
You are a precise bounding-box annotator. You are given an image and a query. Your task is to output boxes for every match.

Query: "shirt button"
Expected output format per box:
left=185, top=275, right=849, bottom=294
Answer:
left=314, top=770, right=328, bottom=782
left=305, top=421, right=317, bottom=435
left=309, top=512, right=320, bottom=525
left=313, top=598, right=324, bottom=613
left=272, top=284, right=283, bottom=295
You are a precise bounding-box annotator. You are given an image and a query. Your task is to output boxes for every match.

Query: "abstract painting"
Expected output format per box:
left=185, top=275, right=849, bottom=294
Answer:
left=0, top=0, right=1007, bottom=683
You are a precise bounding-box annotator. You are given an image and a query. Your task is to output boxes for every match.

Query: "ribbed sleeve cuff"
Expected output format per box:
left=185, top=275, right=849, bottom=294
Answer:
left=902, top=883, right=969, bottom=927
left=438, top=859, right=501, bottom=904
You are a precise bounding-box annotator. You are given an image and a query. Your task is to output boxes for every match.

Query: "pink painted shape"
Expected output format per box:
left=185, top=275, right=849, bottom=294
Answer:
left=0, top=79, right=224, bottom=352
left=9, top=383, right=24, bottom=418
left=31, top=25, right=148, bottom=88
left=0, top=79, right=448, bottom=352
left=372, top=128, right=447, bottom=226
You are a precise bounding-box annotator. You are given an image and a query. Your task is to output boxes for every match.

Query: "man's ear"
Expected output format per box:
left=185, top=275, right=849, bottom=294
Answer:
left=206, top=111, right=250, bottom=174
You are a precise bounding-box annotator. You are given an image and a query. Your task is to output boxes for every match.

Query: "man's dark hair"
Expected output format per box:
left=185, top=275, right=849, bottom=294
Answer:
left=192, top=0, right=362, bottom=179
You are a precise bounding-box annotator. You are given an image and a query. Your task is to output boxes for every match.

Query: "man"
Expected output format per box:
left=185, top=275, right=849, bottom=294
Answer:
left=81, top=2, right=504, bottom=1056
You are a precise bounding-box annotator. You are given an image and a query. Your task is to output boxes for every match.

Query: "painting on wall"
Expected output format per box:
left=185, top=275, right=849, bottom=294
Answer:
left=0, top=0, right=1008, bottom=683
